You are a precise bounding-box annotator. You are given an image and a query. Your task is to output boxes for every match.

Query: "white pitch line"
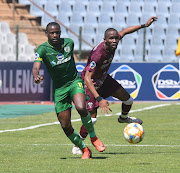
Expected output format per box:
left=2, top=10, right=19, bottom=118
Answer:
left=116, top=103, right=171, bottom=115
left=0, top=118, right=81, bottom=133
left=0, top=122, right=59, bottom=133
left=0, top=104, right=171, bottom=133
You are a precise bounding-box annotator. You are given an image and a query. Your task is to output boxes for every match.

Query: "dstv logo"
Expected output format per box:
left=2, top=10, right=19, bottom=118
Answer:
left=158, top=80, right=180, bottom=88
left=118, top=80, right=136, bottom=89
left=152, top=64, right=180, bottom=100
left=110, top=65, right=142, bottom=99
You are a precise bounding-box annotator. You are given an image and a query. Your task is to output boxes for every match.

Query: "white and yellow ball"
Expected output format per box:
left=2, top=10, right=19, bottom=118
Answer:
left=124, top=123, right=144, bottom=144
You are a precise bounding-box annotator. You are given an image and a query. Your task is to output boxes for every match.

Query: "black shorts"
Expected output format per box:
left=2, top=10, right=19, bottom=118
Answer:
left=97, top=74, right=122, bottom=98
left=85, top=74, right=122, bottom=111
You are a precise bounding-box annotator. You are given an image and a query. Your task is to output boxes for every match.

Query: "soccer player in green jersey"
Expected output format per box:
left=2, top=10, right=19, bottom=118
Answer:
left=32, top=22, right=105, bottom=159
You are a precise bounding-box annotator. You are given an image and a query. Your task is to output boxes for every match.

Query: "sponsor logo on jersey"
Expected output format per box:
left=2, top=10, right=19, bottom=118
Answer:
left=103, top=56, right=113, bottom=64
left=152, top=64, right=180, bottom=100
left=90, top=61, right=96, bottom=69
left=101, top=56, right=113, bottom=69
left=50, top=55, right=71, bottom=66
left=110, top=65, right=142, bottom=99
left=57, top=56, right=71, bottom=65
left=64, top=46, right=70, bottom=52
left=35, top=52, right=39, bottom=60
left=56, top=53, right=64, bottom=61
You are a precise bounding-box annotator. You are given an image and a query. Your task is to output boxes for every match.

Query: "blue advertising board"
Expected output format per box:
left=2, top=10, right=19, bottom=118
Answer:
left=0, top=62, right=179, bottom=102
left=76, top=63, right=180, bottom=101
left=0, top=62, right=51, bottom=101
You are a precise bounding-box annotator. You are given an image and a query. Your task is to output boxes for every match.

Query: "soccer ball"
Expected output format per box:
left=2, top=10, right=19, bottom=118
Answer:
left=124, top=123, right=144, bottom=144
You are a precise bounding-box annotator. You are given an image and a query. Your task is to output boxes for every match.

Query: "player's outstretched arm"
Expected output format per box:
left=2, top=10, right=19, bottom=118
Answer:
left=119, top=16, right=158, bottom=38
left=32, top=62, right=43, bottom=84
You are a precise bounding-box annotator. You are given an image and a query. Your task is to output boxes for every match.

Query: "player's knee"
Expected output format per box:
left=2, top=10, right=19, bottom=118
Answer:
left=76, top=105, right=87, bottom=116
left=60, top=120, right=70, bottom=129
left=122, top=96, right=133, bottom=105
left=91, top=117, right=97, bottom=125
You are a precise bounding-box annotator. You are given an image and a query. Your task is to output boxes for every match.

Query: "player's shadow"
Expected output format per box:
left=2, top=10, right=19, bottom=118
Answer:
left=92, top=156, right=108, bottom=159
left=100, top=152, right=130, bottom=155
left=60, top=156, right=108, bottom=160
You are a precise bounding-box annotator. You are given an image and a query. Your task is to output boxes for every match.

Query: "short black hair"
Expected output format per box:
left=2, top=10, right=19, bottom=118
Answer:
left=104, top=28, right=118, bottom=39
left=46, top=22, right=61, bottom=32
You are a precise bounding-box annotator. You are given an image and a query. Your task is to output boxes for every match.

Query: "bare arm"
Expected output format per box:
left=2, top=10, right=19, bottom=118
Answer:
left=32, top=62, right=43, bottom=84
left=84, top=70, right=99, bottom=99
left=119, top=16, right=158, bottom=38
left=84, top=70, right=112, bottom=114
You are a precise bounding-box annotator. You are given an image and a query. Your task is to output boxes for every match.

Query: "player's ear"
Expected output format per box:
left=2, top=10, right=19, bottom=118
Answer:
left=104, top=40, right=108, bottom=46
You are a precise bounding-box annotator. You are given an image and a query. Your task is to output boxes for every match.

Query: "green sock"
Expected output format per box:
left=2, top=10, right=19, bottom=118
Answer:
left=68, top=130, right=86, bottom=150
left=81, top=114, right=96, bottom=138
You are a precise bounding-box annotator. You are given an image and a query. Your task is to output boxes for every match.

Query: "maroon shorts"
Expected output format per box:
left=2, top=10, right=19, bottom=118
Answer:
left=85, top=74, right=121, bottom=112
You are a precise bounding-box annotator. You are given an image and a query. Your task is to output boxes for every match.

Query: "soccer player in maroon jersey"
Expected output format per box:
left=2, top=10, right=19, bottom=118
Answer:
left=72, top=16, right=158, bottom=154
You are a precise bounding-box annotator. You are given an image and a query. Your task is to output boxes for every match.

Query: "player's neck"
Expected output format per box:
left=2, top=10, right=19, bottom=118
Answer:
left=104, top=43, right=115, bottom=53
left=48, top=40, right=61, bottom=51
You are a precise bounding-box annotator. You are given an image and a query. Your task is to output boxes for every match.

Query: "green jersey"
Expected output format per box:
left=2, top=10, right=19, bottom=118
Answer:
left=34, top=38, right=79, bottom=89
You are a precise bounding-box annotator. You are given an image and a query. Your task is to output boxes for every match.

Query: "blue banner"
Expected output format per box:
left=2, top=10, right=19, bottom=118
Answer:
left=0, top=62, right=179, bottom=102
left=76, top=63, right=180, bottom=101
left=0, top=62, right=51, bottom=101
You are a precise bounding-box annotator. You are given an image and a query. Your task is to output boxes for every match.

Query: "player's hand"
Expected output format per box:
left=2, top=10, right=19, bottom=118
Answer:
left=146, top=16, right=158, bottom=27
left=98, top=99, right=112, bottom=115
left=34, top=75, right=43, bottom=84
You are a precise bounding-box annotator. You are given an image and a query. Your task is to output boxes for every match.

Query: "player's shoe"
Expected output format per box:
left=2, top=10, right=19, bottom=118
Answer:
left=72, top=145, right=82, bottom=155
left=90, top=136, right=105, bottom=152
left=118, top=116, right=143, bottom=124
left=81, top=146, right=92, bottom=159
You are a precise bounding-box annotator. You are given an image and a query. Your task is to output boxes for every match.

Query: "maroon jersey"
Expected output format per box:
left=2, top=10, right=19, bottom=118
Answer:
left=81, top=41, right=115, bottom=89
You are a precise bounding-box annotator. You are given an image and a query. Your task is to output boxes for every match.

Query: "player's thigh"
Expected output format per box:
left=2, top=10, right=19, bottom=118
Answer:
left=70, top=78, right=86, bottom=109
left=98, top=74, right=130, bottom=101
left=70, top=77, right=85, bottom=97
left=111, top=85, right=130, bottom=101
left=98, top=74, right=120, bottom=98
left=54, top=87, right=72, bottom=114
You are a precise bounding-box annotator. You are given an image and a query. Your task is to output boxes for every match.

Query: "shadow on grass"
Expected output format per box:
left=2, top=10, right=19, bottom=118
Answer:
left=60, top=156, right=108, bottom=160
left=100, top=152, right=132, bottom=155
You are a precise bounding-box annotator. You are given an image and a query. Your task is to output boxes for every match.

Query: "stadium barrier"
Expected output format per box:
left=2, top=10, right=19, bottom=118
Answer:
left=0, top=62, right=51, bottom=102
left=0, top=62, right=180, bottom=102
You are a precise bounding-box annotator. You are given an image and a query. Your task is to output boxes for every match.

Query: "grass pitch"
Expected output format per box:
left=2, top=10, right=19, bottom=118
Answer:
left=0, top=102, right=180, bottom=173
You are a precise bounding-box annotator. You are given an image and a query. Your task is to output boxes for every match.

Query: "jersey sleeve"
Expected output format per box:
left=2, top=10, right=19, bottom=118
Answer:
left=34, top=45, right=45, bottom=63
left=86, top=52, right=101, bottom=73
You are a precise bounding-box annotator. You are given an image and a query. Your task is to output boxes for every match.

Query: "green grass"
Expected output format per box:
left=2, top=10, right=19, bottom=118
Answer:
left=0, top=102, right=180, bottom=173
